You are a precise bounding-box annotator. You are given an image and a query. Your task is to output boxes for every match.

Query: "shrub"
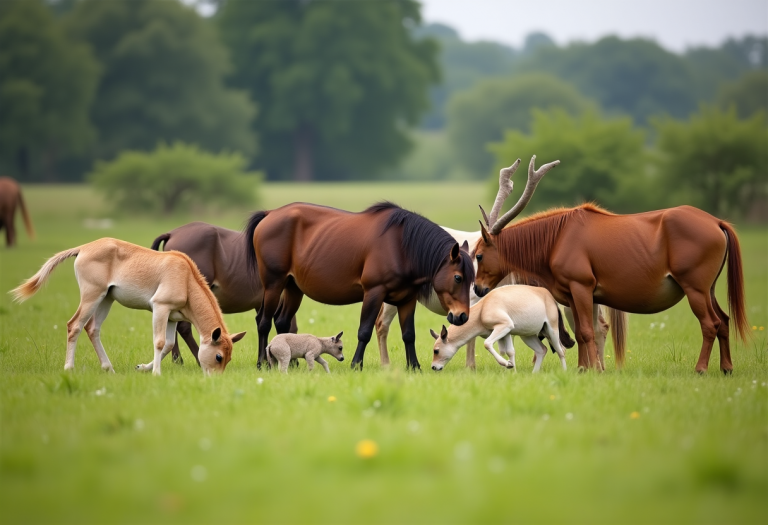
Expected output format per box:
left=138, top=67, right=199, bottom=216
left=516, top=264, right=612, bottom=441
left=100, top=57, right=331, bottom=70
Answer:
left=89, top=142, right=260, bottom=214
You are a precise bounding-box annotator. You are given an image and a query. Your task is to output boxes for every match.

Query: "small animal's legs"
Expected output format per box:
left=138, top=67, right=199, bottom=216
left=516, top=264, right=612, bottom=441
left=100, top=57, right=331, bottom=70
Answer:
left=466, top=338, right=477, bottom=369
left=350, top=288, right=386, bottom=371
left=65, top=290, right=106, bottom=371
left=497, top=334, right=516, bottom=370
left=375, top=303, right=397, bottom=366
left=136, top=307, right=177, bottom=376
left=84, top=297, right=116, bottom=373
left=483, top=324, right=515, bottom=368
left=314, top=355, right=331, bottom=373
left=522, top=335, right=548, bottom=372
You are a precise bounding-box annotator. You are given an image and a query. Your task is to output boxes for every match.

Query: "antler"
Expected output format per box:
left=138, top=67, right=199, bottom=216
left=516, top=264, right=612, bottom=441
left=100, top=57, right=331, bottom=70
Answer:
left=483, top=155, right=560, bottom=235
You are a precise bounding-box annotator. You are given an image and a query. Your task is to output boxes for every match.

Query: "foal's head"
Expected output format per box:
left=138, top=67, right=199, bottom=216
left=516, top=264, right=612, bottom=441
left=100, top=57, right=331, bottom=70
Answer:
left=429, top=325, right=459, bottom=371
left=198, top=328, right=246, bottom=375
left=433, top=241, right=474, bottom=326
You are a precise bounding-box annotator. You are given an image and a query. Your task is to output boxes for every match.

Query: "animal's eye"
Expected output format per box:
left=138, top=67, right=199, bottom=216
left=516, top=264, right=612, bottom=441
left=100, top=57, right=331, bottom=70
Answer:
left=434, top=349, right=439, bottom=355
left=454, top=275, right=462, bottom=284
left=215, top=354, right=223, bottom=363
left=476, top=254, right=483, bottom=262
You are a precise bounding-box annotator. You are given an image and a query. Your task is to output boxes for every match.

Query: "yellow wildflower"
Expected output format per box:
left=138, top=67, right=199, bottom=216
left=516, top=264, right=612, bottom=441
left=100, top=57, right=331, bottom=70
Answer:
left=327, top=396, right=337, bottom=402
left=356, top=439, right=379, bottom=459
left=630, top=411, right=641, bottom=419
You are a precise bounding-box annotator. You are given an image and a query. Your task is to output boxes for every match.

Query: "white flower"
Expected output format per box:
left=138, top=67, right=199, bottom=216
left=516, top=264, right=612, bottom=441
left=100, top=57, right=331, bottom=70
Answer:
left=190, top=465, right=207, bottom=482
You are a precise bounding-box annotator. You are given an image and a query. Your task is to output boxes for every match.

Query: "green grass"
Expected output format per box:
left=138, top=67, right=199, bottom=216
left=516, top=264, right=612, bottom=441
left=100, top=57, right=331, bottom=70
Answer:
left=1, top=184, right=767, bottom=524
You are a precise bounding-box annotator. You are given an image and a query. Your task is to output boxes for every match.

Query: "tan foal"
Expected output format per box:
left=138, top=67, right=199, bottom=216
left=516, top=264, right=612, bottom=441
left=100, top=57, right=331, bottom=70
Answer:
left=11, top=238, right=245, bottom=375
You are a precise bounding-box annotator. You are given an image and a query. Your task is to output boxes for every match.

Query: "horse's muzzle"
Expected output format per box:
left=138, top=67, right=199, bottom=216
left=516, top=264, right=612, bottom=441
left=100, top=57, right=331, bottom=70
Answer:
left=474, top=285, right=490, bottom=297
left=447, top=312, right=468, bottom=326
left=432, top=365, right=443, bottom=371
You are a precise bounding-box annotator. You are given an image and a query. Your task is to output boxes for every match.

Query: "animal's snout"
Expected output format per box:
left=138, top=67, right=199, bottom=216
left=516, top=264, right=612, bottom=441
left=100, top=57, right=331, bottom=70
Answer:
left=447, top=312, right=468, bottom=326
left=338, top=356, right=345, bottom=362
left=474, top=285, right=489, bottom=297
left=432, top=365, right=442, bottom=371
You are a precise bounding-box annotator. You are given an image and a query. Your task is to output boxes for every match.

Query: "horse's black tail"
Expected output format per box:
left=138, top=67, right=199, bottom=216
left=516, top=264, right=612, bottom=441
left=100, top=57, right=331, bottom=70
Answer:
left=244, top=211, right=268, bottom=279
left=151, top=232, right=171, bottom=251
left=557, top=308, right=576, bottom=350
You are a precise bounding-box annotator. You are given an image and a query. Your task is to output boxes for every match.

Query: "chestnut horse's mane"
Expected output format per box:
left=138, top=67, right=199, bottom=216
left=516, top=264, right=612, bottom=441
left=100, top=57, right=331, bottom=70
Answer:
left=496, top=203, right=613, bottom=278
left=366, top=201, right=475, bottom=299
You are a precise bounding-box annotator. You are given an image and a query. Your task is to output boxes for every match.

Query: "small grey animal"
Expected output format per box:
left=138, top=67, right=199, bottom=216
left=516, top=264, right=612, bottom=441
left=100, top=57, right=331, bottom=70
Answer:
left=266, top=332, right=344, bottom=373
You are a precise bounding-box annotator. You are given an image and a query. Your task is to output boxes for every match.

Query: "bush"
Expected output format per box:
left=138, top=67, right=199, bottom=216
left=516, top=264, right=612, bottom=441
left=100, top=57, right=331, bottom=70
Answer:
left=89, top=142, right=260, bottom=214
left=487, top=109, right=651, bottom=213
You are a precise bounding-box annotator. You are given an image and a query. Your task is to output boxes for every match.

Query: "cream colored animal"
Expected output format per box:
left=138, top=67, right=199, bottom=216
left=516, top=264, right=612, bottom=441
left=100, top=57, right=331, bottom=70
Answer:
left=266, top=332, right=344, bottom=373
left=430, top=285, right=573, bottom=372
left=10, top=238, right=245, bottom=375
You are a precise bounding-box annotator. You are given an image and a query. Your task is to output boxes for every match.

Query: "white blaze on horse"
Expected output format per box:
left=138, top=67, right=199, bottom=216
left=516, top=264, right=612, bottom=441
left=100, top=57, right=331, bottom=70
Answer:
left=430, top=285, right=574, bottom=372
left=10, top=238, right=245, bottom=375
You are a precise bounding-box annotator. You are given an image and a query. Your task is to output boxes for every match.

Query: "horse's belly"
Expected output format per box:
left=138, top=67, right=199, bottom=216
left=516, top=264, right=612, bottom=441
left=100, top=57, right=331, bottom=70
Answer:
left=294, top=279, right=364, bottom=306
left=109, top=285, right=152, bottom=311
left=594, top=275, right=685, bottom=314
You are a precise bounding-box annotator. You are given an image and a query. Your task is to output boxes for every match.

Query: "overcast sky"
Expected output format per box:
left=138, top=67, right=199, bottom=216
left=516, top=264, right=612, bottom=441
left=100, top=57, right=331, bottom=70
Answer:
left=419, top=0, right=768, bottom=52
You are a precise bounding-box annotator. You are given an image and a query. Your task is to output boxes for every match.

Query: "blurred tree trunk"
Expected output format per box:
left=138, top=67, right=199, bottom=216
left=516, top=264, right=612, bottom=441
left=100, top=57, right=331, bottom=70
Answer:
left=294, top=123, right=314, bottom=182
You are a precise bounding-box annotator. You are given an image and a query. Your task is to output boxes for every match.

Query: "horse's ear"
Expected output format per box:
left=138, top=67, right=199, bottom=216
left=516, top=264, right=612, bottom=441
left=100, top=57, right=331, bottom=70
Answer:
left=212, top=327, right=222, bottom=342
left=460, top=240, right=469, bottom=253
left=430, top=328, right=439, bottom=340
left=450, top=242, right=460, bottom=262
left=480, top=222, right=492, bottom=245
left=440, top=325, right=448, bottom=341
left=335, top=331, right=343, bottom=342
left=231, top=331, right=246, bottom=344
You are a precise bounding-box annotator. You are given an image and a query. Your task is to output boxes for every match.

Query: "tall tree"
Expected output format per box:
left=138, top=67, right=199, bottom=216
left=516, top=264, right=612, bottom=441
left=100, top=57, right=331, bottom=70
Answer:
left=654, top=106, right=767, bottom=219
left=447, top=74, right=595, bottom=176
left=66, top=0, right=256, bottom=161
left=217, top=0, right=439, bottom=181
left=718, top=70, right=768, bottom=119
left=0, top=0, right=98, bottom=180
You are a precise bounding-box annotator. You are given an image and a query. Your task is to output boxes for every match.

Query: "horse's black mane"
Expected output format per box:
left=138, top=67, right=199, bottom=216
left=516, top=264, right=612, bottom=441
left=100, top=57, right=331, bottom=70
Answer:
left=365, top=201, right=475, bottom=299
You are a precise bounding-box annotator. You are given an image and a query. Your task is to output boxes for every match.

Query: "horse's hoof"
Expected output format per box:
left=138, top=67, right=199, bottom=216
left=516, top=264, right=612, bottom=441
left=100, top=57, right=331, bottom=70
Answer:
left=722, top=369, right=733, bottom=376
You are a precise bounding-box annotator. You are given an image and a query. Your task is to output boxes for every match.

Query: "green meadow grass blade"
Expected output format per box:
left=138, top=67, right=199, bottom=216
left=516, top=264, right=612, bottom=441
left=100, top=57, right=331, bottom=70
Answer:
left=1, top=184, right=766, bottom=524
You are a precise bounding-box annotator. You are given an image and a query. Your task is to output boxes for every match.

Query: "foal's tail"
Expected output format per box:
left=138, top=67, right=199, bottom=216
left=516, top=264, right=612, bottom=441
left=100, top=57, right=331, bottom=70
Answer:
left=10, top=247, right=80, bottom=302
left=17, top=190, right=35, bottom=240
left=608, top=308, right=628, bottom=368
left=720, top=222, right=749, bottom=342
left=557, top=308, right=575, bottom=350
left=244, top=210, right=268, bottom=279
left=151, top=232, right=171, bottom=251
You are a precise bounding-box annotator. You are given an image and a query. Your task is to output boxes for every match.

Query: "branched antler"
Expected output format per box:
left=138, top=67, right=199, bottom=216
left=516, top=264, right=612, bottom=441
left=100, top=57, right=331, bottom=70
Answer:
left=480, top=155, right=559, bottom=235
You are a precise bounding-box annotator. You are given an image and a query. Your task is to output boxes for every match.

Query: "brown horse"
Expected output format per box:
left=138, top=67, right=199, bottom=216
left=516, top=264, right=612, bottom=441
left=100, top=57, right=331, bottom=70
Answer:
left=151, top=222, right=297, bottom=365
left=0, top=177, right=34, bottom=247
left=473, top=156, right=749, bottom=373
left=245, top=202, right=475, bottom=370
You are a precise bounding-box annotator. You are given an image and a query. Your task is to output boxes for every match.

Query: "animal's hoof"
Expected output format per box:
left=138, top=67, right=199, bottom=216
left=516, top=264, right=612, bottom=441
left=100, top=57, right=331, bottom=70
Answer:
left=506, top=362, right=515, bottom=369
left=722, top=368, right=733, bottom=376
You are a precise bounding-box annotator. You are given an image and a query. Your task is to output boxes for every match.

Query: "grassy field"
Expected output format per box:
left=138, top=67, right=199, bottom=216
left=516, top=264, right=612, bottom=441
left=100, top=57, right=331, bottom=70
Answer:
left=1, top=184, right=767, bottom=524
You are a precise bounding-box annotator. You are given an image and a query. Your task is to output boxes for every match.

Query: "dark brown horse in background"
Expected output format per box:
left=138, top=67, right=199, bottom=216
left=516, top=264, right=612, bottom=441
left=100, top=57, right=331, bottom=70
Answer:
left=151, top=222, right=296, bottom=365
left=245, top=202, right=475, bottom=370
left=0, top=177, right=35, bottom=247
left=473, top=156, right=749, bottom=373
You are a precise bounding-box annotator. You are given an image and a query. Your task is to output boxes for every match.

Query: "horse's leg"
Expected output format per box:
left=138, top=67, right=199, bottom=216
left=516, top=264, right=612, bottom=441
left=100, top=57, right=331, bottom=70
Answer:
left=350, top=287, right=386, bottom=371
left=170, top=330, right=183, bottom=365
left=178, top=321, right=200, bottom=366
left=65, top=287, right=106, bottom=371
left=84, top=297, right=115, bottom=373
left=497, top=334, right=516, bottom=371
left=684, top=286, right=721, bottom=374
left=257, top=279, right=287, bottom=370
left=397, top=298, right=420, bottom=370
left=483, top=324, right=515, bottom=368
left=594, top=305, right=606, bottom=371
left=375, top=303, right=397, bottom=366
left=275, top=279, right=303, bottom=335
left=711, top=290, right=733, bottom=374
left=136, top=305, right=174, bottom=376
left=466, top=338, right=477, bottom=369
left=5, top=212, right=16, bottom=247
left=521, top=335, right=547, bottom=372
left=568, top=283, right=599, bottom=370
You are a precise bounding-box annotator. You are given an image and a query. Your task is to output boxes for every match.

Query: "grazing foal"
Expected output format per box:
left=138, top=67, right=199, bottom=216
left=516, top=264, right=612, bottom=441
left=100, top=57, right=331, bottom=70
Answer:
left=11, top=238, right=245, bottom=375
left=431, top=285, right=574, bottom=372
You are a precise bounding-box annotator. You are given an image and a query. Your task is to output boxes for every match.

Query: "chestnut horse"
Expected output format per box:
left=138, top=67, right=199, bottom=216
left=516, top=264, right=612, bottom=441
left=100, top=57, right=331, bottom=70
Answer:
left=245, top=202, right=475, bottom=370
left=0, top=176, right=35, bottom=247
left=151, top=222, right=297, bottom=366
left=473, top=156, right=748, bottom=373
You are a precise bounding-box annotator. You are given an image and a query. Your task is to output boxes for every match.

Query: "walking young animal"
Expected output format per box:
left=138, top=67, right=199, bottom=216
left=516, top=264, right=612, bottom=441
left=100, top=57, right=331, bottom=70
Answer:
left=375, top=226, right=610, bottom=368
left=473, top=156, right=748, bottom=373
left=0, top=176, right=35, bottom=247
left=267, top=332, right=345, bottom=373
left=10, top=238, right=246, bottom=375
left=431, top=285, right=574, bottom=372
left=151, top=222, right=297, bottom=365
left=246, top=201, right=475, bottom=371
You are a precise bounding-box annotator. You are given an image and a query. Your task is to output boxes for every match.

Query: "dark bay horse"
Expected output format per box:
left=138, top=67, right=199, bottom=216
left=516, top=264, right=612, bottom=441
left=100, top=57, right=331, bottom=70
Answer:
left=0, top=177, right=34, bottom=247
left=474, top=156, right=748, bottom=373
left=245, top=202, right=475, bottom=370
left=152, top=222, right=296, bottom=365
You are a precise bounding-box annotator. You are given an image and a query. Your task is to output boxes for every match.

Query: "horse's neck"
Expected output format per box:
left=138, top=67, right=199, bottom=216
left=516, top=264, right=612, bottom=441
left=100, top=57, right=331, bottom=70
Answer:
left=182, top=276, right=223, bottom=338
left=447, top=315, right=483, bottom=348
